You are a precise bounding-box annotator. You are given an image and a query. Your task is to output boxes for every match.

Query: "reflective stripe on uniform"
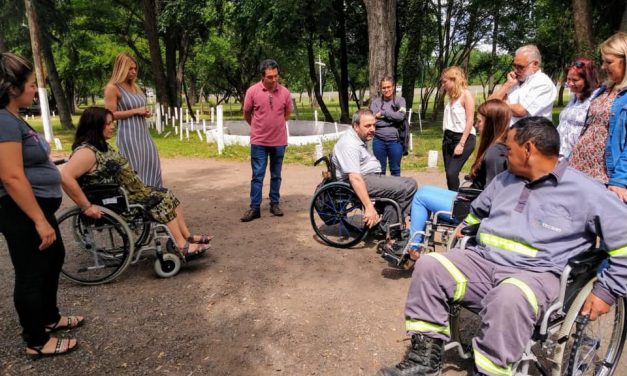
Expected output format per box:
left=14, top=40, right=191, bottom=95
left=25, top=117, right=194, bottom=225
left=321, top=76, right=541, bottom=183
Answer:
left=426, top=253, right=467, bottom=301
left=465, top=213, right=480, bottom=225
left=479, top=233, right=538, bottom=257
left=500, top=278, right=539, bottom=316
left=405, top=319, right=450, bottom=336
left=474, top=348, right=512, bottom=376
left=609, top=245, right=627, bottom=257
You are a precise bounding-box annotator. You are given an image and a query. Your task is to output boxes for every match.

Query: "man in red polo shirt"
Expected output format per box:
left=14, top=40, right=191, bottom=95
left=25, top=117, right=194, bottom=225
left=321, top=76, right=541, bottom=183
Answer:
left=240, top=59, right=293, bottom=222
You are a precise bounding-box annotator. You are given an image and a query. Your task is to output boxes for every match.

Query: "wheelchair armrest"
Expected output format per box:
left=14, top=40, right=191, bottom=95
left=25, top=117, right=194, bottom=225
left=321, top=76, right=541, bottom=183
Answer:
left=567, top=250, right=608, bottom=277
left=461, top=223, right=479, bottom=237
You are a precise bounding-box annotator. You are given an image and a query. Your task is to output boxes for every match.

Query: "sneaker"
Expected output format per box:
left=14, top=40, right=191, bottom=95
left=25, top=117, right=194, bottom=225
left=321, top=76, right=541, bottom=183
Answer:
left=270, top=203, right=284, bottom=216
left=377, top=334, right=444, bottom=376
left=240, top=208, right=261, bottom=222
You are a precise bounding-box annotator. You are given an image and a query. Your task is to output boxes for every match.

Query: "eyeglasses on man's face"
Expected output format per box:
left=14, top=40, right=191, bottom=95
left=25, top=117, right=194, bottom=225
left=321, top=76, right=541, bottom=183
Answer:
left=512, top=61, right=532, bottom=71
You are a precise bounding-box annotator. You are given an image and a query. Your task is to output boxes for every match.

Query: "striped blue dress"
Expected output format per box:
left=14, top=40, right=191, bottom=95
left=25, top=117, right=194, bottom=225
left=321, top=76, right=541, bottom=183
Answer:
left=115, top=84, right=163, bottom=188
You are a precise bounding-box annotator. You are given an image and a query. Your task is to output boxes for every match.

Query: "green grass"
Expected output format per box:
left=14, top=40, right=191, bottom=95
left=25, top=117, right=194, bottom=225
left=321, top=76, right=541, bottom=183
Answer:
left=29, top=94, right=571, bottom=172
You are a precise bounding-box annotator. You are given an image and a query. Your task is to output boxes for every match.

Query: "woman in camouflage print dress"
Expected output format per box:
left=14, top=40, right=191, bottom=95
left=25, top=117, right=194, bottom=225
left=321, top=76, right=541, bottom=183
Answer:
left=61, top=107, right=211, bottom=257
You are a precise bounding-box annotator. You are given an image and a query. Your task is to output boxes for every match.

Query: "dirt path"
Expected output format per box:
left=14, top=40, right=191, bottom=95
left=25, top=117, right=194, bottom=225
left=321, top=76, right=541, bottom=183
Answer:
left=0, top=158, right=624, bottom=376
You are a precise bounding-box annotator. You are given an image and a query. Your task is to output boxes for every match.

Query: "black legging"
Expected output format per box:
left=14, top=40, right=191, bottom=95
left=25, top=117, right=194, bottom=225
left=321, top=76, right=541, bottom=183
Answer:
left=0, top=195, right=65, bottom=347
left=442, top=130, right=476, bottom=191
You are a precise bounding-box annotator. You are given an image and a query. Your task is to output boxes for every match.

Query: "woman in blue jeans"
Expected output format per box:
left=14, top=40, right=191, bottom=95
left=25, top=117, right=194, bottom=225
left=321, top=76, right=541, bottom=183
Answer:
left=369, top=76, right=407, bottom=176
left=408, top=99, right=511, bottom=258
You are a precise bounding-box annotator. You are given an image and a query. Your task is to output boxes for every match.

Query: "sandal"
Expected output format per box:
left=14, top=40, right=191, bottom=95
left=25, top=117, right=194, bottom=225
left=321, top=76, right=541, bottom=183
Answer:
left=45, top=315, right=84, bottom=333
left=26, top=337, right=77, bottom=359
left=187, top=234, right=214, bottom=244
left=179, top=242, right=209, bottom=261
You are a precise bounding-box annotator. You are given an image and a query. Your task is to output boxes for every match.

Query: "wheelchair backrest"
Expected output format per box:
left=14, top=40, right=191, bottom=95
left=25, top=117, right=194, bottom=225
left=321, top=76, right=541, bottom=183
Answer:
left=313, top=154, right=338, bottom=185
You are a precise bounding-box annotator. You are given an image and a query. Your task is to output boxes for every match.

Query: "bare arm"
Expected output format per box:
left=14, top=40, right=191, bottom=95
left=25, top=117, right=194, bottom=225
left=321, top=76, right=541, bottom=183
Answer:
left=0, top=141, right=56, bottom=250
left=284, top=110, right=291, bottom=122
left=60, top=148, right=102, bottom=218
left=508, top=103, right=530, bottom=117
left=244, top=110, right=253, bottom=125
left=104, top=84, right=148, bottom=121
left=347, top=173, right=379, bottom=228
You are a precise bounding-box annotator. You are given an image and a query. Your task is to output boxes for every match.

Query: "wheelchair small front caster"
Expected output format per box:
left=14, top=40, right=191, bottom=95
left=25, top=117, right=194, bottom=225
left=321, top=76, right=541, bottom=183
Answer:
left=154, top=253, right=181, bottom=278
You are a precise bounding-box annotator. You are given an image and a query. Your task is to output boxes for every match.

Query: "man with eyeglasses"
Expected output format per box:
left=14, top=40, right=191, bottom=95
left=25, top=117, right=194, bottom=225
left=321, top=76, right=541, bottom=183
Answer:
left=489, top=45, right=557, bottom=125
left=241, top=59, right=293, bottom=222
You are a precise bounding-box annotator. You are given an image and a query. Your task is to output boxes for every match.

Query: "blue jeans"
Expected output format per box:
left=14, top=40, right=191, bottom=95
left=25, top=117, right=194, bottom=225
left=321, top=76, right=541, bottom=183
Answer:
left=250, top=144, right=286, bottom=209
left=373, top=137, right=403, bottom=176
left=410, top=185, right=457, bottom=243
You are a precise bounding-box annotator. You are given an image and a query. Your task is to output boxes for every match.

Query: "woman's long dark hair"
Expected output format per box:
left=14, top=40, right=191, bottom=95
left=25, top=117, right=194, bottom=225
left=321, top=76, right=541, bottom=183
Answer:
left=469, top=99, right=511, bottom=179
left=72, top=107, right=114, bottom=152
left=0, top=53, right=33, bottom=109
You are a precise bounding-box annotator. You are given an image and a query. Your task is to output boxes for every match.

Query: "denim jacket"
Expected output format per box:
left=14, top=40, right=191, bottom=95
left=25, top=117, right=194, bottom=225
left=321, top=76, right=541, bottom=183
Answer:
left=589, top=85, right=627, bottom=188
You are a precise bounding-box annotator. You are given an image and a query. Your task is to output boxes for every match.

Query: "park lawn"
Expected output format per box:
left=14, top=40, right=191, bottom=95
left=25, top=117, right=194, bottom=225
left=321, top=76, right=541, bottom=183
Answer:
left=26, top=97, right=568, bottom=172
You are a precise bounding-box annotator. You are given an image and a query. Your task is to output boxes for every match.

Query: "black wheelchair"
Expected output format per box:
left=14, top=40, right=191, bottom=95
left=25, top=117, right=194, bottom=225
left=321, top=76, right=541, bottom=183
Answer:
left=443, top=225, right=626, bottom=376
left=56, top=183, right=192, bottom=285
left=377, top=184, right=483, bottom=268
left=309, top=155, right=408, bottom=248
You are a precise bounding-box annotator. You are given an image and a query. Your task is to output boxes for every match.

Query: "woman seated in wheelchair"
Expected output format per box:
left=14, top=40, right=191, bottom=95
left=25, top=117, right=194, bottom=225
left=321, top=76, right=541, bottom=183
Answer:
left=406, top=99, right=510, bottom=260
left=60, top=107, right=211, bottom=258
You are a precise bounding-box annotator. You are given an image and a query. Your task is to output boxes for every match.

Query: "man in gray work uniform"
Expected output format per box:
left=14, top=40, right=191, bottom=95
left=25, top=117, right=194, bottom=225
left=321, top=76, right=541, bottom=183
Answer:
left=332, top=109, right=417, bottom=239
left=378, top=117, right=627, bottom=376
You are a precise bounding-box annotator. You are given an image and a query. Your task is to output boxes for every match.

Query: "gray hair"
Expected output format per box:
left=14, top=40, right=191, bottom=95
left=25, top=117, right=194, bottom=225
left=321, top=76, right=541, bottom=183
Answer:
left=515, top=44, right=542, bottom=65
left=352, top=109, right=374, bottom=125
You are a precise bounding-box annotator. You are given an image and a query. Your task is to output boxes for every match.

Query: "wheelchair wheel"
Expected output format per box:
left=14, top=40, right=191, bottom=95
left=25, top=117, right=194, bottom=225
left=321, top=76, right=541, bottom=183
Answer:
left=57, top=206, right=134, bottom=285
left=154, top=253, right=181, bottom=278
left=562, top=297, right=626, bottom=376
left=310, top=182, right=368, bottom=248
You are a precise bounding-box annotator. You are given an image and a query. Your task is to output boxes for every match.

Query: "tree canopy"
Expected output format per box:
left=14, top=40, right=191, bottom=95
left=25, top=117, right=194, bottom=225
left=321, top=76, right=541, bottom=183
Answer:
left=4, top=0, right=625, bottom=125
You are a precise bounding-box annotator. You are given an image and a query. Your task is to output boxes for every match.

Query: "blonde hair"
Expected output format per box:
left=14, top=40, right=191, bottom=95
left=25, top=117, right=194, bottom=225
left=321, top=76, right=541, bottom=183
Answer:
left=600, top=32, right=627, bottom=90
left=108, top=53, right=140, bottom=92
left=442, top=66, right=468, bottom=100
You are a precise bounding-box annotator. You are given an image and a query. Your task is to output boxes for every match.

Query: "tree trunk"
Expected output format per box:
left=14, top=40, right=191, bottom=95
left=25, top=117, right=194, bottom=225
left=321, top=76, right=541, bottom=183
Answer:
left=38, top=27, right=73, bottom=129
left=487, top=11, right=499, bottom=95
left=165, top=32, right=180, bottom=107
left=400, top=0, right=427, bottom=109
left=571, top=0, right=594, bottom=56
left=363, top=0, right=397, bottom=100
left=335, top=0, right=350, bottom=123
left=140, top=0, right=172, bottom=107
left=307, top=38, right=334, bottom=122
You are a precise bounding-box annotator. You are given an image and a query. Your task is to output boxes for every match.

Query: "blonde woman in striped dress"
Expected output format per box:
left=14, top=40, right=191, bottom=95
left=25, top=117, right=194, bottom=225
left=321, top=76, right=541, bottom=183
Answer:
left=104, top=53, right=162, bottom=187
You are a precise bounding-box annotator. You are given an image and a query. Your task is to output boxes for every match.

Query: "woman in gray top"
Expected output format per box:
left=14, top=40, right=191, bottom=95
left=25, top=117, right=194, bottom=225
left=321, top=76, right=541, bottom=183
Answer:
left=369, top=76, right=407, bottom=176
left=104, top=53, right=163, bottom=187
left=0, top=53, right=81, bottom=358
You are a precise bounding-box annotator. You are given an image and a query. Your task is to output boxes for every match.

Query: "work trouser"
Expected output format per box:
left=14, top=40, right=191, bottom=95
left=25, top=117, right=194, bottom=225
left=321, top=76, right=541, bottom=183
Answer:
left=362, top=174, right=417, bottom=234
left=404, top=248, right=560, bottom=376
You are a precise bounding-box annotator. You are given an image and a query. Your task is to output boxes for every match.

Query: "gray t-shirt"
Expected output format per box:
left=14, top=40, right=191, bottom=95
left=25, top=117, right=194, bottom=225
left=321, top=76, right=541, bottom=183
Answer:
left=0, top=109, right=61, bottom=198
left=332, top=128, right=382, bottom=180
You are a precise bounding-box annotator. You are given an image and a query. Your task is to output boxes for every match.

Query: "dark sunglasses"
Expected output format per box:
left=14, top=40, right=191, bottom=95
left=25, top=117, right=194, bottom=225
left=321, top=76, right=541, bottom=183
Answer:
left=570, top=61, right=586, bottom=69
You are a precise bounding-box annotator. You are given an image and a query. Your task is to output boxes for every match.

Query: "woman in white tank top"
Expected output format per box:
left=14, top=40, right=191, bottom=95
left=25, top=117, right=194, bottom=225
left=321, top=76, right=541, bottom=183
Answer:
left=440, top=66, right=476, bottom=191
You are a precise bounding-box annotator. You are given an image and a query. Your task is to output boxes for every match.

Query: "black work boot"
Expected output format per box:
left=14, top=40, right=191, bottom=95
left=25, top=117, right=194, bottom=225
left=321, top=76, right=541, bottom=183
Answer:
left=377, top=334, right=444, bottom=376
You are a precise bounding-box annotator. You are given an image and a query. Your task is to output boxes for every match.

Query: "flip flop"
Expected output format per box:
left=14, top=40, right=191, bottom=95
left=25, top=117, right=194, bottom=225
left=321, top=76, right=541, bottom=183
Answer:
left=45, top=315, right=84, bottom=333
left=187, top=234, right=214, bottom=244
left=26, top=337, right=77, bottom=360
